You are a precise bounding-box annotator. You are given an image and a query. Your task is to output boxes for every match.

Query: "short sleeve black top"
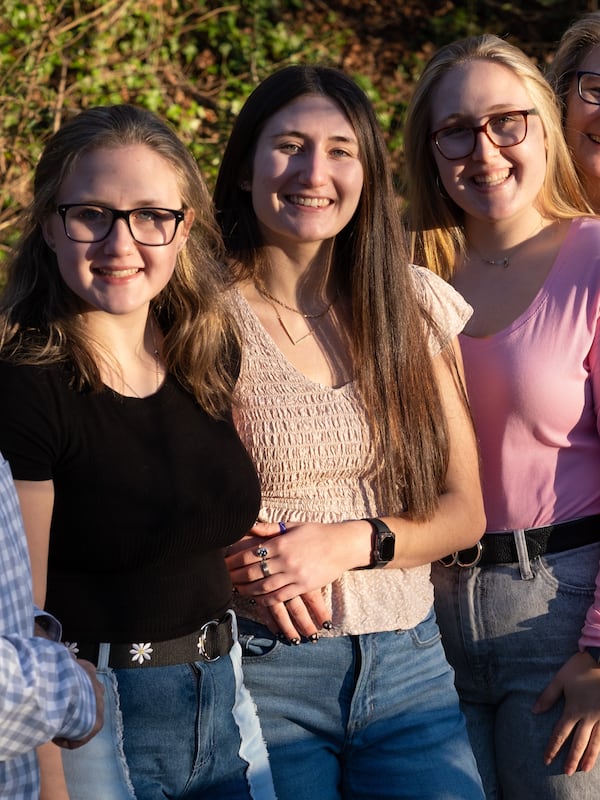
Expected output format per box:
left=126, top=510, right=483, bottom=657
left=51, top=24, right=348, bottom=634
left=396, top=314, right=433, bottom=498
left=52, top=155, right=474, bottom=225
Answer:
left=0, top=362, right=261, bottom=643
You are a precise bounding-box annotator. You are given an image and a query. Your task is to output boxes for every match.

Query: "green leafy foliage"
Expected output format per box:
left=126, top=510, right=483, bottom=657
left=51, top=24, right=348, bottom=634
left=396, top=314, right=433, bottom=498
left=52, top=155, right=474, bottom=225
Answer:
left=0, top=0, right=592, bottom=266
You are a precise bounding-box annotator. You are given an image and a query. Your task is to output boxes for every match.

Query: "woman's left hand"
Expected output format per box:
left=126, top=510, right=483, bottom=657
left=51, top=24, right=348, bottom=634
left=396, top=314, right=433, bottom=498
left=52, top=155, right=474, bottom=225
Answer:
left=533, top=651, right=600, bottom=774
left=226, top=520, right=367, bottom=602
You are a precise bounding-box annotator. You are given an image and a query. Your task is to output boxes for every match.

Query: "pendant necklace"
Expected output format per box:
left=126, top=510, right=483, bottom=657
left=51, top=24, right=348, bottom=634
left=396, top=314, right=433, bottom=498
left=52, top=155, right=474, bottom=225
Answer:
left=470, top=221, right=545, bottom=268
left=255, top=280, right=337, bottom=346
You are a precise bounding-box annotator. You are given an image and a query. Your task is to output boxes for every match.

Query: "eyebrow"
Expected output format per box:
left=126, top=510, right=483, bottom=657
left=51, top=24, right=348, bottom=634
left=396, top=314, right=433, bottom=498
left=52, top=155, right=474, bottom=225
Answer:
left=269, top=129, right=358, bottom=144
left=436, top=105, right=530, bottom=125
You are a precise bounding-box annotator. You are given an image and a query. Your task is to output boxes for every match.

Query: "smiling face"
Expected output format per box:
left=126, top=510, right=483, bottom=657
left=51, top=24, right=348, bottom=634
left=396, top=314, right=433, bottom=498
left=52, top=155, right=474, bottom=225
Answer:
left=249, top=94, right=364, bottom=253
left=431, top=59, right=547, bottom=225
left=564, top=45, right=600, bottom=206
left=43, top=144, right=192, bottom=317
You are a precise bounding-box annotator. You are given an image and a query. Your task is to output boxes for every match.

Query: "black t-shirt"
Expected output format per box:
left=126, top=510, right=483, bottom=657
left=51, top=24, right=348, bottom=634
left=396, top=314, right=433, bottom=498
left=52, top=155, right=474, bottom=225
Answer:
left=0, top=362, right=260, bottom=642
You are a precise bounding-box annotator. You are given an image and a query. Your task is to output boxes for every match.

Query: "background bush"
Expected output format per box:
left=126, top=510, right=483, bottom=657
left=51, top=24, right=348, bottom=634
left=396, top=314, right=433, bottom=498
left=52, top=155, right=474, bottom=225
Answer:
left=1, top=0, right=596, bottom=264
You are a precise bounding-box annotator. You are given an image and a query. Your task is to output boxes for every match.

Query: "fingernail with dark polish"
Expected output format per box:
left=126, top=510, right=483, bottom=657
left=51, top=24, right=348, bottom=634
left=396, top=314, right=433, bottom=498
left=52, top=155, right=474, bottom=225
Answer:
left=291, top=637, right=301, bottom=646
left=322, top=620, right=333, bottom=630
left=309, top=633, right=319, bottom=643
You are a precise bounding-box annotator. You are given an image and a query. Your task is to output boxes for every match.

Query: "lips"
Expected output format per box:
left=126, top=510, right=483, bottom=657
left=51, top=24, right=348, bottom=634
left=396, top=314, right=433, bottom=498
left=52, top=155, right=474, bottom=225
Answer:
left=93, top=268, right=142, bottom=277
left=587, top=133, right=600, bottom=144
left=286, top=194, right=332, bottom=207
left=472, top=169, right=511, bottom=187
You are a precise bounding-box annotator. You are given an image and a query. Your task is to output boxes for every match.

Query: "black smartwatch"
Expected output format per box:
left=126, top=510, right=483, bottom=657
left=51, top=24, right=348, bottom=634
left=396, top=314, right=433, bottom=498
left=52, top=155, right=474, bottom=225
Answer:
left=584, top=645, right=600, bottom=665
left=362, top=517, right=395, bottom=568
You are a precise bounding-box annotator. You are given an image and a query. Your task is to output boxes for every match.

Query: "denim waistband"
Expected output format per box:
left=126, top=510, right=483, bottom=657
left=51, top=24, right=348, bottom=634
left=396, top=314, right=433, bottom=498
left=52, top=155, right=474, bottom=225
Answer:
left=439, top=514, right=600, bottom=568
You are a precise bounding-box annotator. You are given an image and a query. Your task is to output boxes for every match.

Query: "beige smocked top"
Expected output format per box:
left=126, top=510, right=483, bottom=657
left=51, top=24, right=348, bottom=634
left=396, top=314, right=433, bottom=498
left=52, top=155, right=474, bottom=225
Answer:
left=231, top=265, right=472, bottom=636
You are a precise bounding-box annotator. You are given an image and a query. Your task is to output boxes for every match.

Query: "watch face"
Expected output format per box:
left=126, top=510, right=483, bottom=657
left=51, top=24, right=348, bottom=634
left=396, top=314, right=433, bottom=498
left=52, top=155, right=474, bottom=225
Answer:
left=379, top=534, right=395, bottom=561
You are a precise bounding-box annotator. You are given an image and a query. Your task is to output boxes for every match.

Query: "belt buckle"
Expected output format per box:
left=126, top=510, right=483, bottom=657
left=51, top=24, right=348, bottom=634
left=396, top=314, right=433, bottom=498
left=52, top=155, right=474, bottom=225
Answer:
left=197, top=619, right=221, bottom=662
left=439, top=540, right=483, bottom=568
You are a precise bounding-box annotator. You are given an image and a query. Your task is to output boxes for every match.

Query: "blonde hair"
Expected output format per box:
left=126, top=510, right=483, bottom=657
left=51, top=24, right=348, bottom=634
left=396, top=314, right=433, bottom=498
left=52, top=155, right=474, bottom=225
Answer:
left=1, top=104, right=237, bottom=417
left=548, top=11, right=600, bottom=120
left=403, top=34, right=590, bottom=280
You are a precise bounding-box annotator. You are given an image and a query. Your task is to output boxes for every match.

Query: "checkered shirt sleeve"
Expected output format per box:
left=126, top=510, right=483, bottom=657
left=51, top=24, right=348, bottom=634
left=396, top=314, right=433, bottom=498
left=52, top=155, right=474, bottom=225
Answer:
left=0, top=456, right=96, bottom=788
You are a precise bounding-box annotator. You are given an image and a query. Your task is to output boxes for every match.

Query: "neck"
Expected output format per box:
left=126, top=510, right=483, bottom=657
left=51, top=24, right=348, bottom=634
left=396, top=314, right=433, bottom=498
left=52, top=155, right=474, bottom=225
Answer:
left=86, top=311, right=163, bottom=397
left=465, top=214, right=548, bottom=267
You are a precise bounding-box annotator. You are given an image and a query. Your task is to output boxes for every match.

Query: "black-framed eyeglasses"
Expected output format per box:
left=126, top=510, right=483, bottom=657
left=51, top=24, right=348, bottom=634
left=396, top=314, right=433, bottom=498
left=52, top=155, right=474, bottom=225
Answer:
left=430, top=109, right=538, bottom=161
left=576, top=71, right=600, bottom=106
left=56, top=204, right=186, bottom=246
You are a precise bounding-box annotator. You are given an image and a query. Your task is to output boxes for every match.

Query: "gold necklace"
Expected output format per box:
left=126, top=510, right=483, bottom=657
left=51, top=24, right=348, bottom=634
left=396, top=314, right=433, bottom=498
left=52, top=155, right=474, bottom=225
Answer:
left=255, top=279, right=337, bottom=319
left=260, top=294, right=319, bottom=346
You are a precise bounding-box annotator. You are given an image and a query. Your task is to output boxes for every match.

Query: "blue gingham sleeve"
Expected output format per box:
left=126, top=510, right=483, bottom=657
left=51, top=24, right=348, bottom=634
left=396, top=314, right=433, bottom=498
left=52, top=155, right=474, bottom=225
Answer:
left=0, top=456, right=96, bottom=758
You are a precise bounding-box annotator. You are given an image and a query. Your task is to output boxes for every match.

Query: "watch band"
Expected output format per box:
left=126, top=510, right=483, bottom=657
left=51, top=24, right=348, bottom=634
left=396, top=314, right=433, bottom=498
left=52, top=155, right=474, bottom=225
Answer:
left=361, top=517, right=395, bottom=569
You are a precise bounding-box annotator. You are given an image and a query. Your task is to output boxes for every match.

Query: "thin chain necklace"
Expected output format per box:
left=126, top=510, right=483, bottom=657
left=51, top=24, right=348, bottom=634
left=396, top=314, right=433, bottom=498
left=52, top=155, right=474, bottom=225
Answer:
left=255, top=278, right=338, bottom=319
left=254, top=279, right=338, bottom=346
left=260, top=294, right=320, bottom=346
left=121, top=322, right=161, bottom=398
left=470, top=221, right=545, bottom=268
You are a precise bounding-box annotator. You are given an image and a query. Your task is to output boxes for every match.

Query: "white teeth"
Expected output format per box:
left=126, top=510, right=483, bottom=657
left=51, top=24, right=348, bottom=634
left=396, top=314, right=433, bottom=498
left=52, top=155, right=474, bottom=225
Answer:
left=588, top=134, right=600, bottom=144
left=96, top=268, right=140, bottom=277
left=288, top=195, right=331, bottom=207
left=473, top=172, right=509, bottom=187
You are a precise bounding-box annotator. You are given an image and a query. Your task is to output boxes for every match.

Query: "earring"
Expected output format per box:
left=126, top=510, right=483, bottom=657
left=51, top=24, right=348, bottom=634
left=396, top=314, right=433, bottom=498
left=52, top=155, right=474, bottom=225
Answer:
left=435, top=175, right=449, bottom=200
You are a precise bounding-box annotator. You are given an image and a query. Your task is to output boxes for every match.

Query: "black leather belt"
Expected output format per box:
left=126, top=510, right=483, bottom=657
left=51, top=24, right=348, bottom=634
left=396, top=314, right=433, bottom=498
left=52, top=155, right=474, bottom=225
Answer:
left=439, top=514, right=600, bottom=568
left=74, top=614, right=234, bottom=668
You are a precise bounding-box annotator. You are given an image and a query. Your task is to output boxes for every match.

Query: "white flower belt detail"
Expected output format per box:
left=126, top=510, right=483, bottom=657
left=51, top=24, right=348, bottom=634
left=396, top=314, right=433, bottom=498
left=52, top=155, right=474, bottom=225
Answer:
left=130, top=642, right=154, bottom=664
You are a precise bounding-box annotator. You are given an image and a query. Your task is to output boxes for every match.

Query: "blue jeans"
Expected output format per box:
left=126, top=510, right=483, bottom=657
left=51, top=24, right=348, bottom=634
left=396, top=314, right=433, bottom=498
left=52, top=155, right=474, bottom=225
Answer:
left=432, top=539, right=600, bottom=799
left=239, top=607, right=484, bottom=800
left=62, top=634, right=276, bottom=799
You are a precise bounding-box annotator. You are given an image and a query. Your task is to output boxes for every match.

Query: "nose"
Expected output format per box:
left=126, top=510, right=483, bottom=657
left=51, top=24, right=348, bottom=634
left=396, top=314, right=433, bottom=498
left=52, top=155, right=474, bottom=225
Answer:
left=103, top=216, right=136, bottom=253
left=298, top=149, right=328, bottom=185
left=471, top=128, right=500, bottom=160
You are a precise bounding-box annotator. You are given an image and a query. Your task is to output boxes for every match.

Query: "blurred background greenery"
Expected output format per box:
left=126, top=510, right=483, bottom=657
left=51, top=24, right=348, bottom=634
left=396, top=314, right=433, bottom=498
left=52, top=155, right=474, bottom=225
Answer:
left=1, top=0, right=597, bottom=264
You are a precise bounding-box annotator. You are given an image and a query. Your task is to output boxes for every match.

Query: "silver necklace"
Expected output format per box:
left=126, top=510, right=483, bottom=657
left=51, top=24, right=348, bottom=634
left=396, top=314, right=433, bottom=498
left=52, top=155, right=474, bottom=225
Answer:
left=121, top=322, right=161, bottom=397
left=470, top=222, right=546, bottom=268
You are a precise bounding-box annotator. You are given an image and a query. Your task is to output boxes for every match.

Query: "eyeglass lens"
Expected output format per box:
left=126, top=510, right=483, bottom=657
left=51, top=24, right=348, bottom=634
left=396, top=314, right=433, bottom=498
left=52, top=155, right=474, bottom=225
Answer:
left=62, top=205, right=180, bottom=245
left=434, top=111, right=529, bottom=159
left=578, top=72, right=600, bottom=106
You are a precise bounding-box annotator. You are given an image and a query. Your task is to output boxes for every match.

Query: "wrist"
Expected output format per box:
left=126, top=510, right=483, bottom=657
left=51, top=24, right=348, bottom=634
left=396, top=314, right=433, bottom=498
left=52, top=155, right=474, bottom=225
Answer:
left=356, top=517, right=396, bottom=569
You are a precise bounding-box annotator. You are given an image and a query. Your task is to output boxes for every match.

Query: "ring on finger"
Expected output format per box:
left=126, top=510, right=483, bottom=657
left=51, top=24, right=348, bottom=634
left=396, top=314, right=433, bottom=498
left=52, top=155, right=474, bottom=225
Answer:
left=260, top=560, right=271, bottom=577
left=256, top=545, right=268, bottom=558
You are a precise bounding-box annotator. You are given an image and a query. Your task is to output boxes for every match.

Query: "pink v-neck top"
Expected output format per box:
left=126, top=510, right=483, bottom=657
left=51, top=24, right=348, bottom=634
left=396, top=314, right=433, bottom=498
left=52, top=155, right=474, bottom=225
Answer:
left=459, top=216, right=600, bottom=646
left=459, top=217, right=600, bottom=531
left=230, top=266, right=472, bottom=635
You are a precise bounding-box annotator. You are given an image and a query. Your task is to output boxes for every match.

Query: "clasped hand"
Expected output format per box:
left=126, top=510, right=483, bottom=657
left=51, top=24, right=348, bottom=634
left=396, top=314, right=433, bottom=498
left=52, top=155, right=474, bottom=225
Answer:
left=226, top=520, right=356, bottom=642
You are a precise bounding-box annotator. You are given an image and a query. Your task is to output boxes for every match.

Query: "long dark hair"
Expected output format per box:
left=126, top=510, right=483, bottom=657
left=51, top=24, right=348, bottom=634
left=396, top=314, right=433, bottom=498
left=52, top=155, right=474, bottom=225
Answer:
left=215, top=65, right=455, bottom=519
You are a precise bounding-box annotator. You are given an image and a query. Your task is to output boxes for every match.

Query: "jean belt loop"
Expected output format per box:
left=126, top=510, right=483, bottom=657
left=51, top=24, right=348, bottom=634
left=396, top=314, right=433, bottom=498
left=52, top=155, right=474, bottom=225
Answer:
left=97, top=642, right=111, bottom=672
left=514, top=528, right=534, bottom=580
left=227, top=608, right=238, bottom=640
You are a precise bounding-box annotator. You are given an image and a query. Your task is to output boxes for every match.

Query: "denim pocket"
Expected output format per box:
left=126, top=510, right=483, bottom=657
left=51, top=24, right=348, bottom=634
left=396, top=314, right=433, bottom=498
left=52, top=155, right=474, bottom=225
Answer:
left=406, top=606, right=443, bottom=650
left=238, top=618, right=280, bottom=658
left=536, top=541, right=600, bottom=594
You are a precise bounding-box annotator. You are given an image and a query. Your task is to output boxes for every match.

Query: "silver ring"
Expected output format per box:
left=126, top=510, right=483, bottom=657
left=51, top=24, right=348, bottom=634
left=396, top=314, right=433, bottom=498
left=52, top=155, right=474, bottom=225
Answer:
left=256, top=545, right=268, bottom=558
left=260, top=560, right=271, bottom=577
